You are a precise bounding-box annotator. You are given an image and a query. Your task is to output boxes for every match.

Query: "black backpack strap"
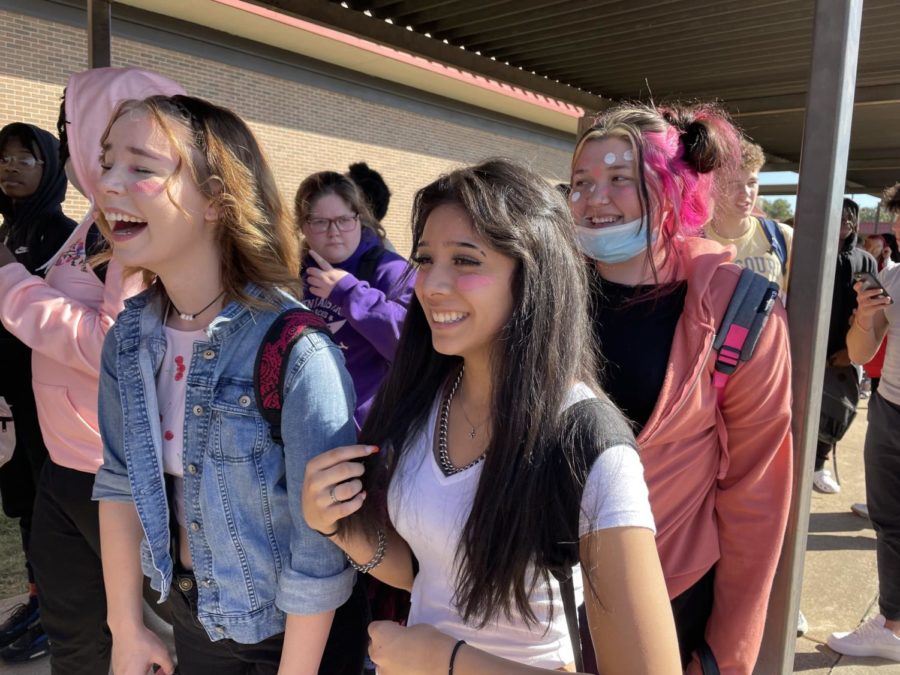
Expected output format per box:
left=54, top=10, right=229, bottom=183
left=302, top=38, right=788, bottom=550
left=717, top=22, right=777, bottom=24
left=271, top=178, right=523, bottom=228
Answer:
left=355, top=245, right=386, bottom=285
left=85, top=223, right=109, bottom=283
left=697, top=640, right=721, bottom=675
left=253, top=308, right=330, bottom=444
left=712, top=268, right=779, bottom=404
left=547, top=397, right=633, bottom=674
left=757, top=217, right=788, bottom=275
left=552, top=569, right=584, bottom=673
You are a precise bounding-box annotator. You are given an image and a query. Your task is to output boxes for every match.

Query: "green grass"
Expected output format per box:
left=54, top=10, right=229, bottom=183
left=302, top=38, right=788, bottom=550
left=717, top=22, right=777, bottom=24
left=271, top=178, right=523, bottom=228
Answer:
left=0, top=514, right=27, bottom=599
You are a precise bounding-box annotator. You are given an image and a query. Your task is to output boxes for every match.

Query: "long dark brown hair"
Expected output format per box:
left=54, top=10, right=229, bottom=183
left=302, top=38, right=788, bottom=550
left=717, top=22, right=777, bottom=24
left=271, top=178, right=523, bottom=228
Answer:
left=346, top=158, right=609, bottom=627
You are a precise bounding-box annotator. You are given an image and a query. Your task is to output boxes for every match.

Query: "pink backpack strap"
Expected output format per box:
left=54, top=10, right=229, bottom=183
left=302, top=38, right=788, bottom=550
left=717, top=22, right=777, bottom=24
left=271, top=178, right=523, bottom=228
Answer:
left=713, top=269, right=780, bottom=405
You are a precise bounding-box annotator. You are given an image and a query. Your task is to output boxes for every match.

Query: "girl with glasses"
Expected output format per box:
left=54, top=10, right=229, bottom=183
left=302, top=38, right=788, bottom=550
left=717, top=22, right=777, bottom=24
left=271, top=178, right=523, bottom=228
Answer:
left=296, top=172, right=414, bottom=428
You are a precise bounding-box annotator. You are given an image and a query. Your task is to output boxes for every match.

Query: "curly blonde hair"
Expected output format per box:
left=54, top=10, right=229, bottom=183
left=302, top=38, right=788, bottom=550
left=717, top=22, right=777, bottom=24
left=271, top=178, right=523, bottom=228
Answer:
left=96, top=95, right=300, bottom=307
left=740, top=138, right=766, bottom=173
left=883, top=182, right=900, bottom=215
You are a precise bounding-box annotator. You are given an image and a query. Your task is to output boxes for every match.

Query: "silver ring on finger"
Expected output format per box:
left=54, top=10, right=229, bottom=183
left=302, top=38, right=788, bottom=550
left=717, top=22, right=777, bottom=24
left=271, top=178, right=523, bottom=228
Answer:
left=330, top=485, right=340, bottom=504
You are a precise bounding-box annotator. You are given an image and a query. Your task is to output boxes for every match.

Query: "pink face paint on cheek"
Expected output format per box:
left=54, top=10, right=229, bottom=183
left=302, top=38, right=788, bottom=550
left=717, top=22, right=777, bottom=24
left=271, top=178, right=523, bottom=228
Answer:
left=129, top=179, right=164, bottom=196
left=456, top=274, right=494, bottom=291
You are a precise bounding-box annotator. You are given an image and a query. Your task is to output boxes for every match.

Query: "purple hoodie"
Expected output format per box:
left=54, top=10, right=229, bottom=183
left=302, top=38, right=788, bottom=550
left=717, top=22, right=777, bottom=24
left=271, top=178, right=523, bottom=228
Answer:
left=302, top=228, right=414, bottom=426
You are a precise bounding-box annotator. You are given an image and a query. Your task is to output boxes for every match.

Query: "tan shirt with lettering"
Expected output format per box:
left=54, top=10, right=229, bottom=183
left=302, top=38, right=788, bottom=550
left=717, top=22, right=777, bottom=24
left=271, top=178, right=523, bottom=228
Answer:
left=705, top=217, right=794, bottom=293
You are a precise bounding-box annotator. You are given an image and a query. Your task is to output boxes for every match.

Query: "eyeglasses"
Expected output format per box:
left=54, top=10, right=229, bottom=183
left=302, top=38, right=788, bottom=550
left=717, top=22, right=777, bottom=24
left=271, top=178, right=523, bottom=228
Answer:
left=305, top=214, right=359, bottom=234
left=0, top=155, right=44, bottom=169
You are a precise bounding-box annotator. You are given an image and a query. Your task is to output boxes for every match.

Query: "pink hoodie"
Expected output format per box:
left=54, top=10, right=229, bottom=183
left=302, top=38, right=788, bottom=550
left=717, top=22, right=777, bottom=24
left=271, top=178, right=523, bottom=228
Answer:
left=0, top=68, right=185, bottom=474
left=636, top=236, right=793, bottom=675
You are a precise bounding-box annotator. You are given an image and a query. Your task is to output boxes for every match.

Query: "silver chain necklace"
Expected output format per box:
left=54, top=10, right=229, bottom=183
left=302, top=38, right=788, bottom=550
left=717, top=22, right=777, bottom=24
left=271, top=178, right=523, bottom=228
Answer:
left=438, top=366, right=486, bottom=476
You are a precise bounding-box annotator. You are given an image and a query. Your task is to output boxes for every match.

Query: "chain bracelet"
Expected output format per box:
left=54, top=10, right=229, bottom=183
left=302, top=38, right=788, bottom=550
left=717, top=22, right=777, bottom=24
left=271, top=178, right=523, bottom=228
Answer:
left=346, top=529, right=386, bottom=574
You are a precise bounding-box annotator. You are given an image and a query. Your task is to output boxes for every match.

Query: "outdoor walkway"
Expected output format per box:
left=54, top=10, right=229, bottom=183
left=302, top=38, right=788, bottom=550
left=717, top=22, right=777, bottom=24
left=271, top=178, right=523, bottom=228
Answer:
left=0, top=398, right=897, bottom=674
left=793, top=393, right=900, bottom=674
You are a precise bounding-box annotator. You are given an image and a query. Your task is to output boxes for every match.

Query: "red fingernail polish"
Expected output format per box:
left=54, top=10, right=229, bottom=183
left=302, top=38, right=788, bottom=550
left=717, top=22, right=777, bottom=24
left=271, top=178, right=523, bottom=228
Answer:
left=371, top=446, right=380, bottom=454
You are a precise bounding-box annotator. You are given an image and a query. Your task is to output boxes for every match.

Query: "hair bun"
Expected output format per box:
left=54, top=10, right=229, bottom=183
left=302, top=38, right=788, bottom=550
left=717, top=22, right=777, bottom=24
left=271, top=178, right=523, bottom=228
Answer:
left=682, top=119, right=726, bottom=174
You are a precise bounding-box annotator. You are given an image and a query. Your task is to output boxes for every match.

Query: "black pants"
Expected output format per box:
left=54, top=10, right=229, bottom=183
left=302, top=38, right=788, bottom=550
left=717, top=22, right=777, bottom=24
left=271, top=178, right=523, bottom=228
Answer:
left=29, top=461, right=111, bottom=675
left=169, top=569, right=284, bottom=675
left=0, top=383, right=48, bottom=585
left=671, top=566, right=715, bottom=669
left=815, top=440, right=833, bottom=471
left=169, top=568, right=368, bottom=675
left=865, top=392, right=900, bottom=620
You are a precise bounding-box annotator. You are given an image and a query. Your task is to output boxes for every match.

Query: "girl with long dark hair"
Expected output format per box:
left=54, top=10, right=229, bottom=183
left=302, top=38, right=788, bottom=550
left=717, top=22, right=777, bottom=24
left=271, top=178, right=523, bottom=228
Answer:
left=303, top=158, right=680, bottom=674
left=570, top=103, right=793, bottom=674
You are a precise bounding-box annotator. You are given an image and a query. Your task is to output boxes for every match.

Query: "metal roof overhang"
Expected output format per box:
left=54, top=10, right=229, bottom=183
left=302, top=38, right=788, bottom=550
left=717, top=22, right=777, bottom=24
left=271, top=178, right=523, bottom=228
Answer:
left=247, top=0, right=900, bottom=195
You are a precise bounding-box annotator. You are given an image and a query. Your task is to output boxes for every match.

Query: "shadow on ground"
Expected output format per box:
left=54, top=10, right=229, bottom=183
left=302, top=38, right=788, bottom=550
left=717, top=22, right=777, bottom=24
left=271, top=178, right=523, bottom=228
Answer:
left=793, top=643, right=837, bottom=672
left=806, top=512, right=877, bottom=552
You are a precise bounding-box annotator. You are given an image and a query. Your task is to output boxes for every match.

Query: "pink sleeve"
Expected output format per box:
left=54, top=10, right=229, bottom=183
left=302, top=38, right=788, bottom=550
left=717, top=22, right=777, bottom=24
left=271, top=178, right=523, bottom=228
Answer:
left=0, top=259, right=140, bottom=377
left=693, top=304, right=794, bottom=675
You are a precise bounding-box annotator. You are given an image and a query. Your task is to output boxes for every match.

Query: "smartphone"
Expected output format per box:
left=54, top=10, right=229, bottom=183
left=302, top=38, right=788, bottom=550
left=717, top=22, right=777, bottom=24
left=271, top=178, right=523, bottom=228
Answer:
left=854, top=271, right=893, bottom=303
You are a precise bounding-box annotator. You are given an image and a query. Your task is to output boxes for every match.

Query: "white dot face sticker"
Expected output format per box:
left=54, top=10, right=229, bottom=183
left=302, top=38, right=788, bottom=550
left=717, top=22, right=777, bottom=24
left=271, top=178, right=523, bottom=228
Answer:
left=623, top=150, right=634, bottom=161
left=570, top=191, right=581, bottom=203
left=604, top=152, right=617, bottom=165
left=589, top=184, right=596, bottom=193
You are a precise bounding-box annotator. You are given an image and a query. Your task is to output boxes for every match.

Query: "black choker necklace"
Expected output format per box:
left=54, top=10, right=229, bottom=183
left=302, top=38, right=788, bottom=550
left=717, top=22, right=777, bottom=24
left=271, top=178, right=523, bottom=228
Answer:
left=169, top=291, right=225, bottom=321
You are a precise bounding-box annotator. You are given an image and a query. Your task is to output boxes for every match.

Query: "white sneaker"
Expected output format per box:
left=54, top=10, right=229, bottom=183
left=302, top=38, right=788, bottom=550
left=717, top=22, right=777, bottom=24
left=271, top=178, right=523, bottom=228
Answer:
left=798, top=610, right=809, bottom=636
left=828, top=615, right=900, bottom=661
left=813, top=469, right=841, bottom=494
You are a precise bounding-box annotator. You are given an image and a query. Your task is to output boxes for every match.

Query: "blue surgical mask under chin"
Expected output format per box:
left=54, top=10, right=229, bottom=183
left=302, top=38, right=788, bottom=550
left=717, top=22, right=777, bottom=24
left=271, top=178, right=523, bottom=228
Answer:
left=575, top=217, right=656, bottom=264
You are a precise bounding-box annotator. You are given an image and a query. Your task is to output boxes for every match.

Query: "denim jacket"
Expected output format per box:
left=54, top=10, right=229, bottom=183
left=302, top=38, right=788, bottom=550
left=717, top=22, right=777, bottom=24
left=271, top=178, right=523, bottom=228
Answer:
left=93, top=285, right=357, bottom=643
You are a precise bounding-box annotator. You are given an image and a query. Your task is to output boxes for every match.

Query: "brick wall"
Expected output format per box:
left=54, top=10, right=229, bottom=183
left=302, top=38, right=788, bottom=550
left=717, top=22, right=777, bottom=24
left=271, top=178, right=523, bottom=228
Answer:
left=0, top=7, right=574, bottom=256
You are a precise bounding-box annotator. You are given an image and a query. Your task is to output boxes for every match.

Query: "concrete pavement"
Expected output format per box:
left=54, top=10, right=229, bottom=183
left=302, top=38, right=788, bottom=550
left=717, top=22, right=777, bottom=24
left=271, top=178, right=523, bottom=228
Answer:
left=793, top=394, right=900, bottom=674
left=1, top=396, right=897, bottom=674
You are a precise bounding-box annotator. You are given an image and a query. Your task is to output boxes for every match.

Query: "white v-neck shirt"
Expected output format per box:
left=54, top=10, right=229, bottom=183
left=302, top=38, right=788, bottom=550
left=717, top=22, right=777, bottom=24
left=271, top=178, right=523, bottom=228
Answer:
left=387, top=384, right=655, bottom=669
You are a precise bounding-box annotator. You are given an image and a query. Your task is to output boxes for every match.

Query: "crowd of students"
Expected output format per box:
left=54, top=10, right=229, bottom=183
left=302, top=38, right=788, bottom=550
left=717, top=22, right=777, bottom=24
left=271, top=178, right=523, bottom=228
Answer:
left=0, top=64, right=893, bottom=675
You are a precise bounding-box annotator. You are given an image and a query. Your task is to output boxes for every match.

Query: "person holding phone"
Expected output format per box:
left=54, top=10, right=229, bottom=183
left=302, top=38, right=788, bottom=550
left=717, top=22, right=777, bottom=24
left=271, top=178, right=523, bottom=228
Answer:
left=854, top=272, right=893, bottom=303
left=814, top=198, right=877, bottom=494
left=828, top=182, right=900, bottom=662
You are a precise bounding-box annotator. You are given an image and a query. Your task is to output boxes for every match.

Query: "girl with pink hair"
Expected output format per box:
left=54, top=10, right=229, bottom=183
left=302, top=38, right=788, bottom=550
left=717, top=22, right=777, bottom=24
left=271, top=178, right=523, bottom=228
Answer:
left=570, top=103, right=793, bottom=675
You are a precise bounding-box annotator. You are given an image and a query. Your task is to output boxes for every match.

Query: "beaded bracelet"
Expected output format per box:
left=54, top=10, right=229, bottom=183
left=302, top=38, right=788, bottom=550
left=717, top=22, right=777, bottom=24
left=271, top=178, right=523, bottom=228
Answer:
left=448, top=639, right=466, bottom=675
left=346, top=529, right=386, bottom=574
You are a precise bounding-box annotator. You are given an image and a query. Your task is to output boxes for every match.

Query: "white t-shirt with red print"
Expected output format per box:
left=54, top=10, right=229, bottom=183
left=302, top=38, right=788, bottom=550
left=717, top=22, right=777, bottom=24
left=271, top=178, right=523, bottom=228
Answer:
left=157, top=325, right=205, bottom=527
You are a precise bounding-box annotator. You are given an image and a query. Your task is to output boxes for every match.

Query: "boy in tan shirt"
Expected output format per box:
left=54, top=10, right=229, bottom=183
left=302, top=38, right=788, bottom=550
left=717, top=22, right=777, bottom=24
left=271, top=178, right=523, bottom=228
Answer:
left=706, top=139, right=794, bottom=295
